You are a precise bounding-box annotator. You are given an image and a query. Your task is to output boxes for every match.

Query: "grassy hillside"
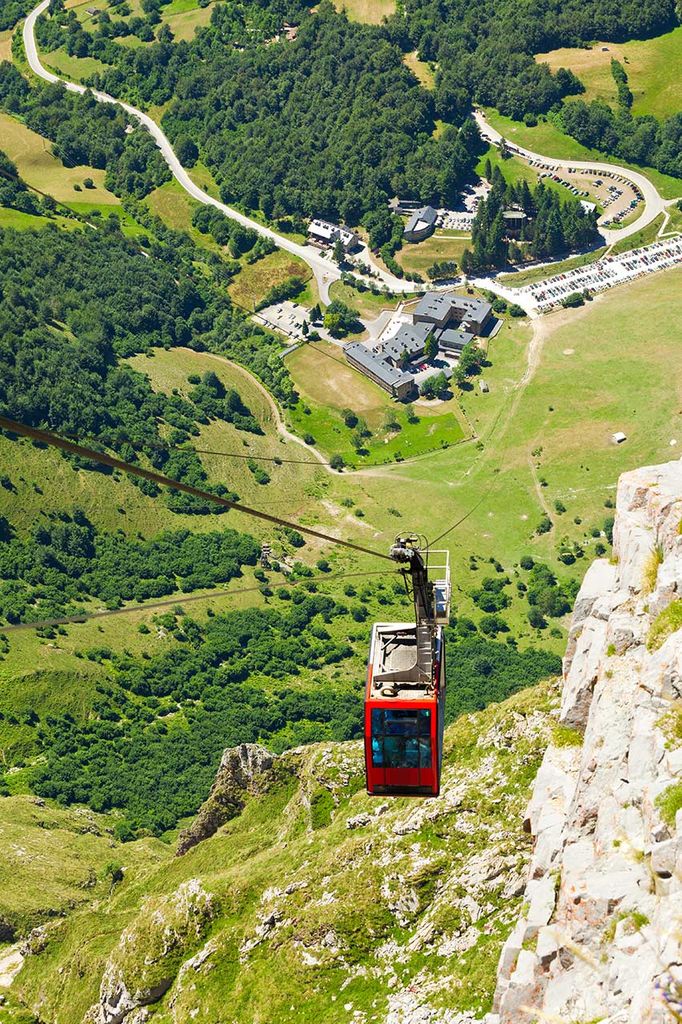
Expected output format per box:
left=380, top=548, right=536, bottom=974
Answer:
left=0, top=112, right=118, bottom=206
left=536, top=28, right=682, bottom=120
left=284, top=341, right=468, bottom=465
left=7, top=680, right=558, bottom=1024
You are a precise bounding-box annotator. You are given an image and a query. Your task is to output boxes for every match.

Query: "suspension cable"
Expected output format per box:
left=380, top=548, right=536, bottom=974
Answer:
left=0, top=416, right=392, bottom=561
left=1, top=569, right=396, bottom=633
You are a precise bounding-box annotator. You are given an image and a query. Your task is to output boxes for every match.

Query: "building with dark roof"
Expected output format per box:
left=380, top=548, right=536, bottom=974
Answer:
left=307, top=219, right=360, bottom=252
left=403, top=206, right=438, bottom=243
left=502, top=209, right=528, bottom=236
left=436, top=327, right=474, bottom=353
left=344, top=343, right=415, bottom=399
left=379, top=322, right=433, bottom=367
left=413, top=292, right=492, bottom=334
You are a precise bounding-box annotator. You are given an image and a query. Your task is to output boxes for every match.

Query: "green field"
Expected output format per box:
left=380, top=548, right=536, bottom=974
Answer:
left=483, top=108, right=682, bottom=201
left=403, top=50, right=434, bottom=88
left=536, top=28, right=682, bottom=121
left=161, top=0, right=217, bottom=39
left=145, top=178, right=216, bottom=245
left=397, top=232, right=471, bottom=276
left=285, top=340, right=467, bottom=465
left=328, top=279, right=405, bottom=319
left=0, top=206, right=77, bottom=231
left=0, top=27, right=13, bottom=62
left=0, top=112, right=119, bottom=205
left=188, top=160, right=221, bottom=199
left=499, top=247, right=606, bottom=288
left=228, top=248, right=315, bottom=311
left=44, top=47, right=108, bottom=81
left=333, top=0, right=395, bottom=23
left=608, top=212, right=665, bottom=254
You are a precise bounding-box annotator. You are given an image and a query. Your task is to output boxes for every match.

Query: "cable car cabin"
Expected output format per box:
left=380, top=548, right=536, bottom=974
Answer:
left=364, top=539, right=450, bottom=798
left=365, top=623, right=446, bottom=796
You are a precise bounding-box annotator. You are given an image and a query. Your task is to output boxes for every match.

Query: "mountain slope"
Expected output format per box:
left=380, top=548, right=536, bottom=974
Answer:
left=7, top=681, right=559, bottom=1024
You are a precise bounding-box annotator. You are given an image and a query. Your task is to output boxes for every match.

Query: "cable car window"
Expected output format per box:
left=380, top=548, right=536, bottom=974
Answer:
left=371, top=709, right=432, bottom=768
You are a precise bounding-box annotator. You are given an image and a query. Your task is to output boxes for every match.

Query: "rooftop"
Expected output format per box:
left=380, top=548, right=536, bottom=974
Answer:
left=437, top=327, right=474, bottom=351
left=414, top=292, right=492, bottom=326
left=380, top=322, right=433, bottom=363
left=344, top=342, right=414, bottom=390
left=404, top=205, right=438, bottom=235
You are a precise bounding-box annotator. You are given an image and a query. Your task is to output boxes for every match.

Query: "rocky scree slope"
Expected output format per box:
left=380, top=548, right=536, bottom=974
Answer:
left=8, top=685, right=559, bottom=1024
left=492, top=457, right=682, bottom=1024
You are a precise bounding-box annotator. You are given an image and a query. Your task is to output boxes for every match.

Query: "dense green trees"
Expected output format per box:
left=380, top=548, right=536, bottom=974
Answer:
left=444, top=629, right=561, bottom=722
left=0, top=224, right=295, bottom=510
left=461, top=166, right=598, bottom=271
left=0, top=0, right=33, bottom=30
left=389, top=0, right=674, bottom=121
left=560, top=100, right=682, bottom=180
left=0, top=514, right=260, bottom=623
left=0, top=63, right=170, bottom=199
left=33, top=3, right=479, bottom=220
left=323, top=299, right=362, bottom=338
left=30, top=595, right=360, bottom=832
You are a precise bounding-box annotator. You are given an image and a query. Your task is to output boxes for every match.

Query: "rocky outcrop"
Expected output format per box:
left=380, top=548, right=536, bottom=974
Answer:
left=491, top=458, right=682, bottom=1024
left=83, top=879, right=216, bottom=1024
left=176, top=743, right=277, bottom=855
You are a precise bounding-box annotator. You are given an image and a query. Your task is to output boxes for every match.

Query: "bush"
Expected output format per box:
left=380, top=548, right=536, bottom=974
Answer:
left=508, top=304, right=526, bottom=317
left=561, top=292, right=584, bottom=308
left=536, top=515, right=553, bottom=535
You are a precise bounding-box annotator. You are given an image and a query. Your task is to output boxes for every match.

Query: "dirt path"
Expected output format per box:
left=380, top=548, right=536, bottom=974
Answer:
left=179, top=349, right=334, bottom=472
left=528, top=455, right=552, bottom=517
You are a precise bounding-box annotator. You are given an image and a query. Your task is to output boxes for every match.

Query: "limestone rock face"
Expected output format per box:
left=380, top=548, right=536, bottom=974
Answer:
left=84, top=879, right=216, bottom=1024
left=176, top=743, right=277, bottom=855
left=491, top=457, right=682, bottom=1024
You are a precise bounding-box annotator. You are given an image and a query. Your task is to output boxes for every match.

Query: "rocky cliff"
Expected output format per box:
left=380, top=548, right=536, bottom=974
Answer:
left=492, top=458, right=682, bottom=1024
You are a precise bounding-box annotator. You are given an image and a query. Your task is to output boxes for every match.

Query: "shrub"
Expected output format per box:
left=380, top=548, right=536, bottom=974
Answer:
left=536, top=515, right=553, bottom=535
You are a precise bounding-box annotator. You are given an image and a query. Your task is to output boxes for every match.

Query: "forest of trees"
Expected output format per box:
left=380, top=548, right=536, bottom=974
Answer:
left=0, top=0, right=31, bottom=30
left=0, top=513, right=260, bottom=623
left=389, top=0, right=675, bottom=122
left=0, top=63, right=170, bottom=198
left=0, top=584, right=561, bottom=834
left=460, top=165, right=599, bottom=271
left=560, top=100, right=682, bottom=180
left=34, top=2, right=481, bottom=220
left=0, top=224, right=297, bottom=511
left=20, top=0, right=682, bottom=224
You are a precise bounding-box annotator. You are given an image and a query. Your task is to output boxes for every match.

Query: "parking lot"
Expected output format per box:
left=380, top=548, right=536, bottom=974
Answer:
left=519, top=235, right=682, bottom=312
left=526, top=158, right=643, bottom=227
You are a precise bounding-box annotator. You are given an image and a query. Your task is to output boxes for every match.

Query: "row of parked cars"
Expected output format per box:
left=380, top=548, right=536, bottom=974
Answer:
left=522, top=236, right=682, bottom=311
left=537, top=169, right=590, bottom=199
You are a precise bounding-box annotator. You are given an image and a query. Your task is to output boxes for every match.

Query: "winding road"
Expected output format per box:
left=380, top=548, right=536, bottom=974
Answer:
left=23, top=3, right=682, bottom=322
left=473, top=110, right=677, bottom=246
left=24, top=0, right=413, bottom=303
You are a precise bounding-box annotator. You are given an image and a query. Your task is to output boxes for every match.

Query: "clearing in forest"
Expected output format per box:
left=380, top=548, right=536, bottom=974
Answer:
left=536, top=28, right=682, bottom=121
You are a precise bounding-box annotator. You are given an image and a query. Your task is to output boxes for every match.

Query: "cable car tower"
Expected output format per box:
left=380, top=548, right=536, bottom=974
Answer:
left=364, top=537, right=451, bottom=797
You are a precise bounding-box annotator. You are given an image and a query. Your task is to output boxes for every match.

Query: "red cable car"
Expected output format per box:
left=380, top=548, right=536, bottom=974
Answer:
left=364, top=539, right=450, bottom=797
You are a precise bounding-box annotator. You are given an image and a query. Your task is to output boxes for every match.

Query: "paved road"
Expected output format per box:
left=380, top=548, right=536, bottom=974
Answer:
left=473, top=110, right=677, bottom=246
left=24, top=0, right=414, bottom=303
